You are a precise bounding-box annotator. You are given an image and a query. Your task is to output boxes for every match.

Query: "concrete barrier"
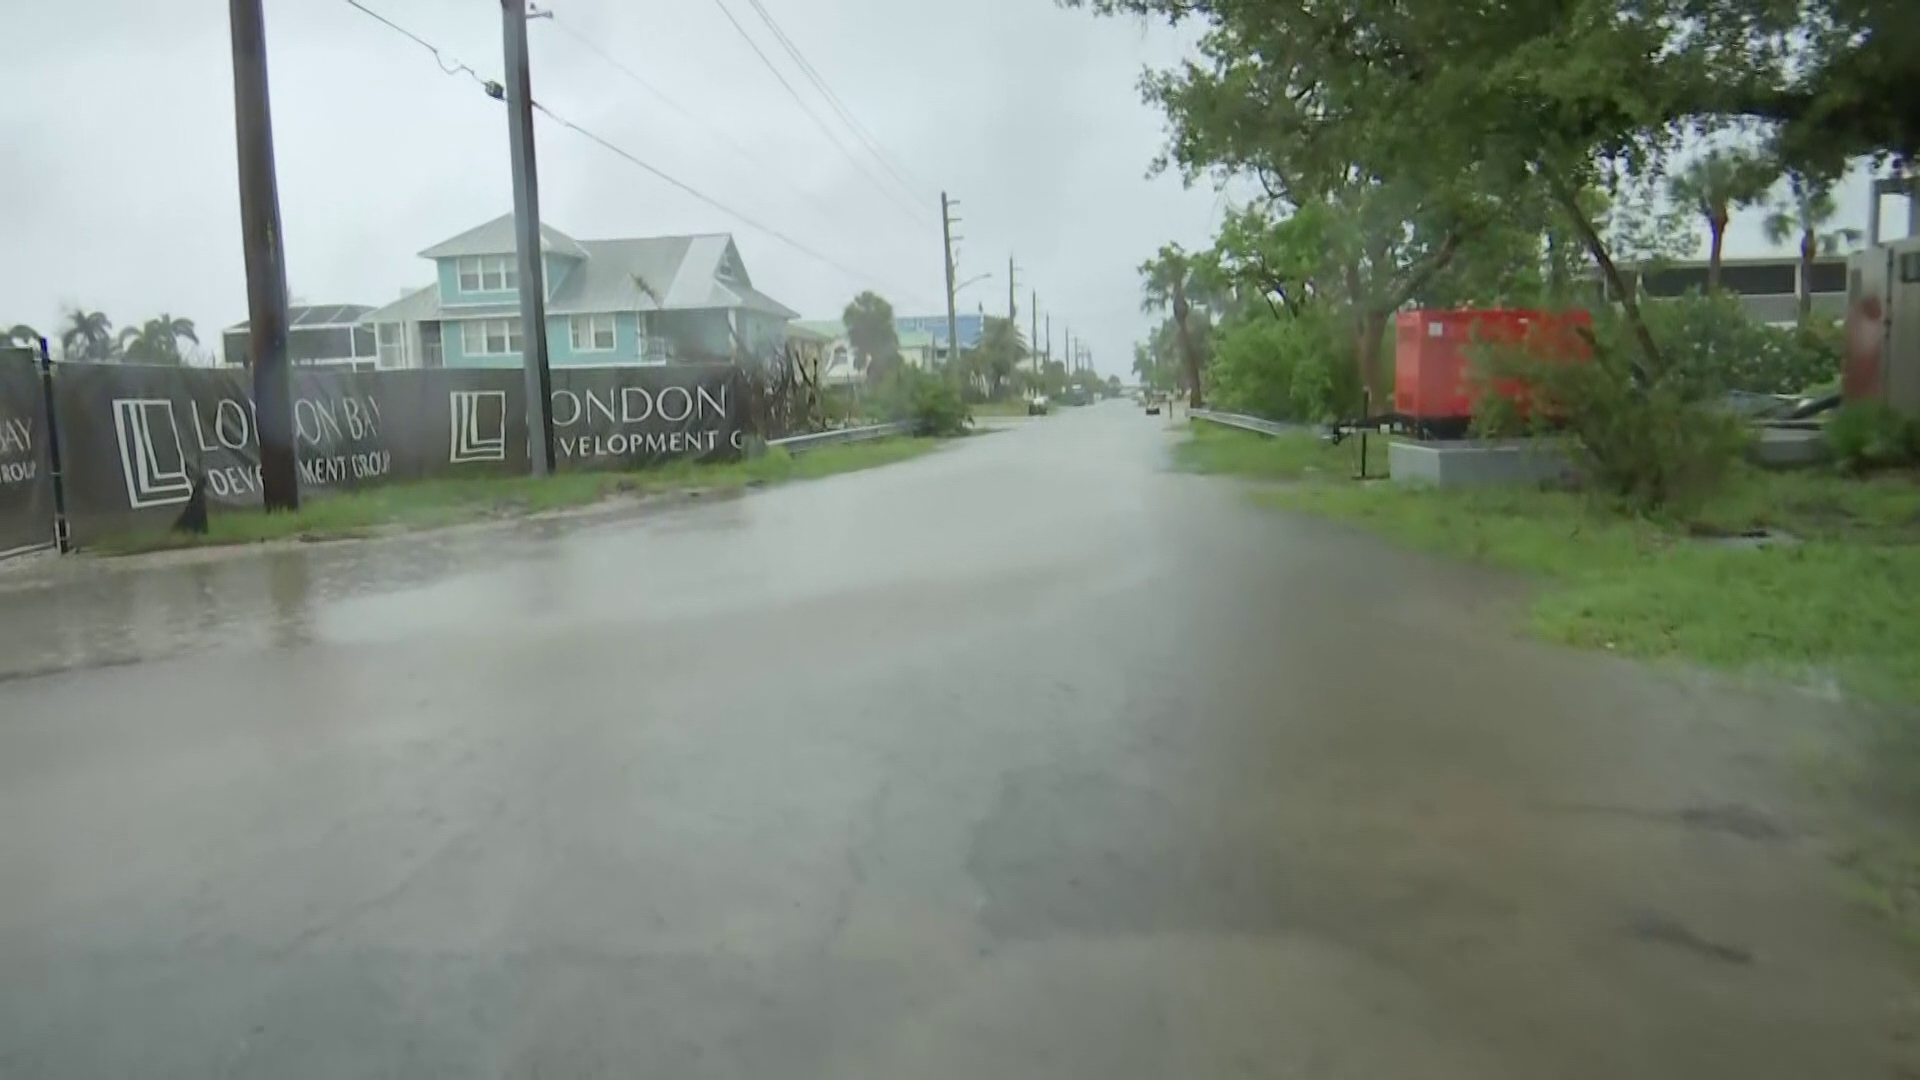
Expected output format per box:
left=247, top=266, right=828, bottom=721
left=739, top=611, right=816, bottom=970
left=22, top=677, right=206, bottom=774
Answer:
left=1390, top=439, right=1573, bottom=488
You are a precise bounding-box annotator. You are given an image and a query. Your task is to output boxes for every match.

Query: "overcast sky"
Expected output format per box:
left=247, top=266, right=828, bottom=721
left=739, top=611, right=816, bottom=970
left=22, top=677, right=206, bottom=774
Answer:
left=0, top=1, right=1900, bottom=374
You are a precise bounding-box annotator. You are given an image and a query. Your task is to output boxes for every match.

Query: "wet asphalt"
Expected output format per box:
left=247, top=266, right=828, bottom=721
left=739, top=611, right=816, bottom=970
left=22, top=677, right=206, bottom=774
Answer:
left=0, top=402, right=1913, bottom=1078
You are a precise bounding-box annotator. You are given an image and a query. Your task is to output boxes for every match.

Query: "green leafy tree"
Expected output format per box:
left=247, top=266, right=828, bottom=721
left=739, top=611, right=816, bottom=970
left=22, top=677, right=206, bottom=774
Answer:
left=1666, top=150, right=1773, bottom=292
left=841, top=291, right=901, bottom=383
left=1140, top=244, right=1211, bottom=408
left=119, top=314, right=197, bottom=365
left=1762, top=172, right=1862, bottom=323
left=60, top=308, right=117, bottom=362
left=1062, top=0, right=1914, bottom=372
left=966, top=316, right=1026, bottom=399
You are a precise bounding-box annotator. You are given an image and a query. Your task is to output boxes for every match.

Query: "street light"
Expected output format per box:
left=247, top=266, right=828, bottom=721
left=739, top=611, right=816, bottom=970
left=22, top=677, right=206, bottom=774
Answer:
left=954, top=271, right=993, bottom=294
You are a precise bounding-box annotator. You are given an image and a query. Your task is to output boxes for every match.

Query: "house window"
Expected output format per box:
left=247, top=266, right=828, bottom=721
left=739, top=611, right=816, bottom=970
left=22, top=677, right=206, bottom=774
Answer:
left=457, top=255, right=518, bottom=293
left=569, top=314, right=616, bottom=352
left=460, top=318, right=523, bottom=356
left=375, top=322, right=407, bottom=368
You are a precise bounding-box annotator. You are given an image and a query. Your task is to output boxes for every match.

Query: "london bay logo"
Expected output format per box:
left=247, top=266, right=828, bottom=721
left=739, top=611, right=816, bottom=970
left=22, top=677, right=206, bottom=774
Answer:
left=112, top=398, right=195, bottom=508
left=449, top=390, right=507, bottom=463
left=0, top=414, right=35, bottom=486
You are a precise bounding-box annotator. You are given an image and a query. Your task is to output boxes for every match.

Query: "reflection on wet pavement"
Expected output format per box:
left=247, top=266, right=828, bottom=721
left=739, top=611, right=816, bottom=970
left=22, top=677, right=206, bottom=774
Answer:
left=0, top=403, right=1913, bottom=1078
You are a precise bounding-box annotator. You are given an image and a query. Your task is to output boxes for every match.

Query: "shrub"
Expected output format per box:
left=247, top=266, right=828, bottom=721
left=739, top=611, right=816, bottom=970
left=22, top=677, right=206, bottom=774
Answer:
left=1826, top=401, right=1920, bottom=474
left=877, top=366, right=970, bottom=436
left=1638, top=291, right=1841, bottom=395
left=1474, top=310, right=1751, bottom=514
left=1206, top=306, right=1365, bottom=422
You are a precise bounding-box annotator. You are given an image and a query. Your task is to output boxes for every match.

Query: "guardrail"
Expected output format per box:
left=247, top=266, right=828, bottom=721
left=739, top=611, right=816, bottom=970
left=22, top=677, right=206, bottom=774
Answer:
left=1188, top=408, right=1305, bottom=437
left=767, top=421, right=912, bottom=453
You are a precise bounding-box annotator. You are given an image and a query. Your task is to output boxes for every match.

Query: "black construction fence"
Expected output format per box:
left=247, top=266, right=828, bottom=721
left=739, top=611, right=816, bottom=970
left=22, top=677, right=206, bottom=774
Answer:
left=0, top=345, right=828, bottom=553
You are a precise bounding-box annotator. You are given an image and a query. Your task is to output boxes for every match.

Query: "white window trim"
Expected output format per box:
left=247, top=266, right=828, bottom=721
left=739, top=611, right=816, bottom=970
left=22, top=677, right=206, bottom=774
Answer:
left=375, top=322, right=408, bottom=369
left=456, top=255, right=518, bottom=293
left=569, top=314, right=617, bottom=353
left=461, top=317, right=523, bottom=356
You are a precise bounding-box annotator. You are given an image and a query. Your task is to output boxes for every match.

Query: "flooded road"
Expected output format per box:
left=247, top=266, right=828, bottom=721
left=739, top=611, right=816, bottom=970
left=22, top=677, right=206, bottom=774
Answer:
left=0, top=403, right=1911, bottom=1078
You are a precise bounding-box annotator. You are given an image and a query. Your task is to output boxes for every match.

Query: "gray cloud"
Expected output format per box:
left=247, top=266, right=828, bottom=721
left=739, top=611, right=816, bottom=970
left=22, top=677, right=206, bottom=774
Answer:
left=8, top=2, right=1876, bottom=376
left=1, top=0, right=1222, bottom=374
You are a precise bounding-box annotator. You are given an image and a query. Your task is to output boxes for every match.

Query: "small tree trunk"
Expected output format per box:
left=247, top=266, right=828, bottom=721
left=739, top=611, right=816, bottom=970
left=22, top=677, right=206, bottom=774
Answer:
left=1545, top=169, right=1661, bottom=378
left=1355, top=309, right=1391, bottom=411
left=1172, top=287, right=1203, bottom=408
left=1706, top=216, right=1727, bottom=292
left=1798, top=230, right=1816, bottom=323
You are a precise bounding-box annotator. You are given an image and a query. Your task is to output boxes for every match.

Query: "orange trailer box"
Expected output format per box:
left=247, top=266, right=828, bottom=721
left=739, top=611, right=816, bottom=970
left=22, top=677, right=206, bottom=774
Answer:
left=1393, top=309, right=1591, bottom=435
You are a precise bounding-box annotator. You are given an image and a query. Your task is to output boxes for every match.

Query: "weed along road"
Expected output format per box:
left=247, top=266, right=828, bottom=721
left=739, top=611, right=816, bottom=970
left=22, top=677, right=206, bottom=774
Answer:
left=0, top=402, right=1911, bottom=1078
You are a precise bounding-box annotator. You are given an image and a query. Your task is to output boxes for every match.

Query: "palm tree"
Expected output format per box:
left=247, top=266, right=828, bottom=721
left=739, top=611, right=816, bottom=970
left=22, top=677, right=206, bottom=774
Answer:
left=1140, top=243, right=1205, bottom=408
left=1666, top=150, right=1773, bottom=292
left=60, top=309, right=117, bottom=362
left=1763, top=173, right=1863, bottom=323
left=119, top=314, right=198, bottom=364
left=842, top=291, right=901, bottom=382
left=5, top=324, right=40, bottom=351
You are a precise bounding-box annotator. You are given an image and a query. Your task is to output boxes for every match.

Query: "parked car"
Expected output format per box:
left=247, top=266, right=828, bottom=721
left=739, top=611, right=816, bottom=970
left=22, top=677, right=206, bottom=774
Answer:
left=1027, top=394, right=1050, bottom=416
left=1145, top=394, right=1163, bottom=416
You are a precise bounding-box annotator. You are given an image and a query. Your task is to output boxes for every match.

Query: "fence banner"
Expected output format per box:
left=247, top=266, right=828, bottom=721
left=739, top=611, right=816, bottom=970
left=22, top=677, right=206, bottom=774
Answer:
left=551, top=364, right=746, bottom=468
left=0, top=348, right=57, bottom=556
left=50, top=362, right=747, bottom=546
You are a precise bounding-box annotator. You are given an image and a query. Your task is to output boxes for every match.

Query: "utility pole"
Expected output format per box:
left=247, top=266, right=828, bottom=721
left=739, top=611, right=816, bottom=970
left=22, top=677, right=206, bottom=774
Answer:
left=502, top=0, right=556, bottom=475
left=941, top=192, right=959, bottom=368
left=228, top=0, right=298, bottom=511
left=1029, top=289, right=1038, bottom=375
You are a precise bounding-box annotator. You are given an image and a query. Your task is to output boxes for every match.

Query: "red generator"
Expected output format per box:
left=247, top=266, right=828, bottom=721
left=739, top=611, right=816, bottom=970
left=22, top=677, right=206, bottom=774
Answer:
left=1393, top=309, right=1592, bottom=438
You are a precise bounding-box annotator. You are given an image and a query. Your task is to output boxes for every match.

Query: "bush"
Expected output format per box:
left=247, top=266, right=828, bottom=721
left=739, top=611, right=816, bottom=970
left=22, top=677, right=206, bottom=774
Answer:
left=876, top=366, right=970, bottom=436
left=1206, top=306, right=1365, bottom=422
left=1826, top=401, right=1920, bottom=474
left=1639, top=291, right=1841, bottom=395
left=1475, top=311, right=1751, bottom=514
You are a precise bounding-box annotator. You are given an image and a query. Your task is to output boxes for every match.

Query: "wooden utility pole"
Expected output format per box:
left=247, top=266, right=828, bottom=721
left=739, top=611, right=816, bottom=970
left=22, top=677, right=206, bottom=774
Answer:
left=502, top=0, right=556, bottom=475
left=227, top=0, right=298, bottom=511
left=941, top=192, right=959, bottom=367
left=1029, top=289, right=1038, bottom=375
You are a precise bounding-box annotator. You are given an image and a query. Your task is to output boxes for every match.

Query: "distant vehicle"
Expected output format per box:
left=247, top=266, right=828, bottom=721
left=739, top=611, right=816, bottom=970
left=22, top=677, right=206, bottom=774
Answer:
left=1027, top=394, right=1050, bottom=416
left=1145, top=393, right=1163, bottom=416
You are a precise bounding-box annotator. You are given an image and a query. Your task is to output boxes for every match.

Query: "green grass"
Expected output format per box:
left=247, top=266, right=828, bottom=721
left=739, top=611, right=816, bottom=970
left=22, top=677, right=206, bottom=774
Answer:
left=1182, top=422, right=1920, bottom=700
left=95, top=438, right=941, bottom=555
left=1174, top=418, right=1393, bottom=480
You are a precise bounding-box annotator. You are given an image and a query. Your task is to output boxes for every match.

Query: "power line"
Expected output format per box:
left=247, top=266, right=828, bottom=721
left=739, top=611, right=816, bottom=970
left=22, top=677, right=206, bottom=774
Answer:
left=341, top=0, right=492, bottom=90
left=338, top=0, right=940, bottom=308
left=705, top=0, right=932, bottom=227
left=738, top=0, right=932, bottom=204
left=532, top=102, right=938, bottom=304
left=539, top=13, right=911, bottom=261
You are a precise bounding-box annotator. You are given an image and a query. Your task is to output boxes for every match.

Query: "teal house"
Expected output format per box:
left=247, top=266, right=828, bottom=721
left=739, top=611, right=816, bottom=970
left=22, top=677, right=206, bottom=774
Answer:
left=358, top=214, right=798, bottom=370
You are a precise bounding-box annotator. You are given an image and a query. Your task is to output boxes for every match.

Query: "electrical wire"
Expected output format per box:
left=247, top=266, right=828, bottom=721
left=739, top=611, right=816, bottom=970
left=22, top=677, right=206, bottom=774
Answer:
left=705, top=0, right=933, bottom=227
left=338, top=0, right=941, bottom=307
left=540, top=13, right=909, bottom=256
left=532, top=102, right=942, bottom=307
left=342, top=0, right=493, bottom=90
left=739, top=0, right=933, bottom=204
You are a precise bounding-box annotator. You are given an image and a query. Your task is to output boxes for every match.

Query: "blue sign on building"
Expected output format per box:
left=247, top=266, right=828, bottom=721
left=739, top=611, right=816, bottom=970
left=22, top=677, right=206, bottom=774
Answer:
left=895, top=313, right=984, bottom=348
